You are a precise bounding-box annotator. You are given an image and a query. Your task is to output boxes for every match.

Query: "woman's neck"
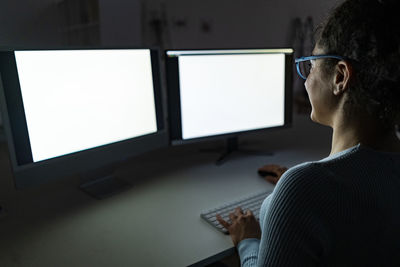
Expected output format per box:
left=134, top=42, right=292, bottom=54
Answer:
left=330, top=114, right=400, bottom=156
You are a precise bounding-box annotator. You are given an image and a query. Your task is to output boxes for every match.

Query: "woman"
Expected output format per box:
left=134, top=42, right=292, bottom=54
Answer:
left=217, top=0, right=400, bottom=266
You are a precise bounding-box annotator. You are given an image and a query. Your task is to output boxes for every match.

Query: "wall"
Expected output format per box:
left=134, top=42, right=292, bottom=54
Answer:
left=142, top=0, right=340, bottom=49
left=99, top=0, right=141, bottom=46
left=0, top=0, right=64, bottom=47
left=0, top=0, right=341, bottom=48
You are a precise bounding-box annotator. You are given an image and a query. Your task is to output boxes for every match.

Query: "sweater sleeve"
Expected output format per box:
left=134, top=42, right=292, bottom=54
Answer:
left=237, top=194, right=273, bottom=266
left=237, top=238, right=260, bottom=266
left=238, top=163, right=333, bottom=266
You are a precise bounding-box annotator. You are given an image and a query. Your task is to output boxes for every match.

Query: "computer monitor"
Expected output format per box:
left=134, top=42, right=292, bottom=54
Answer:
left=165, top=48, right=293, bottom=163
left=0, top=48, right=168, bottom=193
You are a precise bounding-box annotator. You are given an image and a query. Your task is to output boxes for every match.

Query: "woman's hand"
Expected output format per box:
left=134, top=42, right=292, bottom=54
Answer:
left=216, top=207, right=261, bottom=246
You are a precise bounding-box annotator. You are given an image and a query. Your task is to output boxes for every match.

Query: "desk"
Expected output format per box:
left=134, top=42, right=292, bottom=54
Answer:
left=0, top=115, right=331, bottom=267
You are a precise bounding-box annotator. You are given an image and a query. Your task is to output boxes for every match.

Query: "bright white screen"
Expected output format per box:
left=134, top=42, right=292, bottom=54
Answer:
left=178, top=53, right=285, bottom=140
left=15, top=49, right=157, bottom=162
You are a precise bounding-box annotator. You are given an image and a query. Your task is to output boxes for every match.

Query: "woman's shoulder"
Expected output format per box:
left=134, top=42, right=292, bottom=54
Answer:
left=272, top=147, right=360, bottom=199
left=278, top=143, right=373, bottom=185
left=274, top=161, right=333, bottom=196
left=279, top=159, right=335, bottom=183
left=274, top=144, right=400, bottom=200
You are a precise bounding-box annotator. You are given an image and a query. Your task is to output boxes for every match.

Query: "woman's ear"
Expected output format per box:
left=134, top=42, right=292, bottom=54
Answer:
left=333, top=60, right=353, bottom=95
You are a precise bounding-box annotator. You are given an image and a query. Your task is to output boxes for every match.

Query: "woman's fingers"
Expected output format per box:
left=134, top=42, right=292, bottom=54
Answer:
left=216, top=214, right=231, bottom=229
left=234, top=207, right=244, bottom=216
left=217, top=207, right=250, bottom=230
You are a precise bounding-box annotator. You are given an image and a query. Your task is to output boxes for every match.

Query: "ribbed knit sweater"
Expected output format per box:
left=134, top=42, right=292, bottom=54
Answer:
left=237, top=144, right=400, bottom=266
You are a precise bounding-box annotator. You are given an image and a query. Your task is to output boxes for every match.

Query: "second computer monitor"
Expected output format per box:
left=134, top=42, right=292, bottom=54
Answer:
left=0, top=48, right=167, bottom=189
left=166, top=48, right=293, bottom=144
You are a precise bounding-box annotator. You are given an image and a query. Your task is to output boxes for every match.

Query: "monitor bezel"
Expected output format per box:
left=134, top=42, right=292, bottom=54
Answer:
left=0, top=47, right=168, bottom=189
left=165, top=48, right=293, bottom=145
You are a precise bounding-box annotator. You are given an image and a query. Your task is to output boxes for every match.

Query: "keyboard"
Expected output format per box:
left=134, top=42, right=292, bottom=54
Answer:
left=200, top=190, right=272, bottom=234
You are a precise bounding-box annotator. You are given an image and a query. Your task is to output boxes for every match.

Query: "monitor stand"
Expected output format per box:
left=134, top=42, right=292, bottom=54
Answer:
left=79, top=164, right=131, bottom=200
left=202, top=136, right=273, bottom=165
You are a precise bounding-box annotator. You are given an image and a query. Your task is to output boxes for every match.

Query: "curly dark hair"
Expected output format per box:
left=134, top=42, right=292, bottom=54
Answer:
left=316, top=0, right=400, bottom=131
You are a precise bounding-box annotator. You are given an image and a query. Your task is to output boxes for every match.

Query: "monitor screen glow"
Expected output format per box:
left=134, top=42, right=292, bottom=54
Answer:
left=14, top=49, right=157, bottom=162
left=176, top=53, right=286, bottom=140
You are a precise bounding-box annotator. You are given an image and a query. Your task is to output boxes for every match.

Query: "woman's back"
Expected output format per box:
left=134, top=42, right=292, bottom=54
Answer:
left=317, top=145, right=400, bottom=265
left=256, top=144, right=400, bottom=266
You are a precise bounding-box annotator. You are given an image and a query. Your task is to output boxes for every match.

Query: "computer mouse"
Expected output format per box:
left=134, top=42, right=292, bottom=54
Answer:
left=258, top=164, right=288, bottom=185
left=258, top=169, right=278, bottom=177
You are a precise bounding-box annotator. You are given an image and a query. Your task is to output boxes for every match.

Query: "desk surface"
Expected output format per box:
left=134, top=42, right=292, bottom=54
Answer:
left=0, top=115, right=331, bottom=267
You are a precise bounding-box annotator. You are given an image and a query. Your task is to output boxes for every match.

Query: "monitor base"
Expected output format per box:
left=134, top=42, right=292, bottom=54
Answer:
left=201, top=137, right=273, bottom=166
left=79, top=167, right=131, bottom=199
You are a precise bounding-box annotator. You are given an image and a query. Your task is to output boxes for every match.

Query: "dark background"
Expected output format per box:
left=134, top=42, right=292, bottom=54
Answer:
left=0, top=0, right=339, bottom=49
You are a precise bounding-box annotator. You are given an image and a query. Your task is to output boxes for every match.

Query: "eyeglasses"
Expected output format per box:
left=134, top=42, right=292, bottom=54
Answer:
left=295, top=55, right=345, bottom=80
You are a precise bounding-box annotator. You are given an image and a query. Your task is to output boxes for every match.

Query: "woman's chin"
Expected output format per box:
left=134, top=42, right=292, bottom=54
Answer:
left=310, top=110, right=330, bottom=127
left=310, top=110, right=323, bottom=124
left=310, top=110, right=317, bottom=123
